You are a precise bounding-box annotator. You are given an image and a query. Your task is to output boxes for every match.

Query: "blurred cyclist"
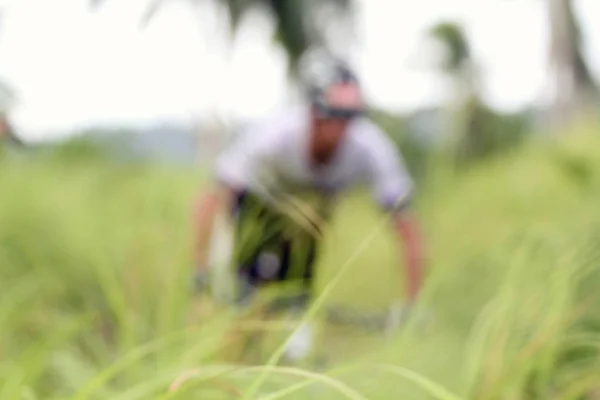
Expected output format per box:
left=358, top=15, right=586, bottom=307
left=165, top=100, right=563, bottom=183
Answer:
left=192, top=49, right=424, bottom=359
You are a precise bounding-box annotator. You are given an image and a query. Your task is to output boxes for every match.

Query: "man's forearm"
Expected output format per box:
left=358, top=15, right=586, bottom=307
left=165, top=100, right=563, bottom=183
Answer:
left=394, top=213, right=423, bottom=303
left=193, top=188, right=226, bottom=271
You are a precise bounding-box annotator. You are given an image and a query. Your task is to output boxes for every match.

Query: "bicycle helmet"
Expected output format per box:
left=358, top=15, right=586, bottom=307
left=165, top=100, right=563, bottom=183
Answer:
left=299, top=48, right=364, bottom=119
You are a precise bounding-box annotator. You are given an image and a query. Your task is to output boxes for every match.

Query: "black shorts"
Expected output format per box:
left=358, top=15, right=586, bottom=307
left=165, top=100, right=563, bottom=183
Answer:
left=230, top=190, right=326, bottom=306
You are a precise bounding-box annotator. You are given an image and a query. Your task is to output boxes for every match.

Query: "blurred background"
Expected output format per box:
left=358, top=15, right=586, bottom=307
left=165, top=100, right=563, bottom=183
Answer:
left=3, top=0, right=600, bottom=399
left=2, top=0, right=600, bottom=163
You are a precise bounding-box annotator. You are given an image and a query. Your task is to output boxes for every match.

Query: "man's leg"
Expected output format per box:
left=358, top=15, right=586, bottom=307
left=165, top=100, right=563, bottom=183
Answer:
left=231, top=190, right=322, bottom=303
left=252, top=227, right=320, bottom=364
left=230, top=190, right=291, bottom=308
left=229, top=191, right=325, bottom=363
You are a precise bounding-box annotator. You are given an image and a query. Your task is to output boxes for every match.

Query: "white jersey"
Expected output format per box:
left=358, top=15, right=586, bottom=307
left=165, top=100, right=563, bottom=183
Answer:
left=214, top=106, right=414, bottom=211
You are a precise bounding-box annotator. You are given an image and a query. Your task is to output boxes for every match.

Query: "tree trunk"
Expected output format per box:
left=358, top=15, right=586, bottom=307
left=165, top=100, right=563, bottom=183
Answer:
left=546, top=0, right=597, bottom=128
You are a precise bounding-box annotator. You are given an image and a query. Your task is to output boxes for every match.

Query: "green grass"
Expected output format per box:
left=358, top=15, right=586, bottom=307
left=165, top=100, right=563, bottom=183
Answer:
left=2, top=124, right=600, bottom=399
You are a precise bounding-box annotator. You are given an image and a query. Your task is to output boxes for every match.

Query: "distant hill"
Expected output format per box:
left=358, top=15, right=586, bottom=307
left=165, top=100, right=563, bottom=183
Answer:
left=81, top=121, right=200, bottom=165
left=128, top=122, right=199, bottom=165
left=16, top=104, right=546, bottom=166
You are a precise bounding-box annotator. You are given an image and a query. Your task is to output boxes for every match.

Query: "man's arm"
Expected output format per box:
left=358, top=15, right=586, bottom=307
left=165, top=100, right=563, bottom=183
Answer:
left=192, top=184, right=236, bottom=273
left=363, top=122, right=425, bottom=304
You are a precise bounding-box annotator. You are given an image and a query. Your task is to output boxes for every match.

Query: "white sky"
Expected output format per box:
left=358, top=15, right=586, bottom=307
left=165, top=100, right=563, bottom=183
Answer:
left=0, top=0, right=599, bottom=141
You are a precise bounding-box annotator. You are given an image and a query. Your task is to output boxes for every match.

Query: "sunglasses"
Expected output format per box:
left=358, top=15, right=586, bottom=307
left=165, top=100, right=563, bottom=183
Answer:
left=314, top=105, right=363, bottom=120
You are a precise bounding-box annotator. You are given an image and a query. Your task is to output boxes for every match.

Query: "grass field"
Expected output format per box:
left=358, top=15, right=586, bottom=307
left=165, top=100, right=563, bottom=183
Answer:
left=2, top=124, right=600, bottom=399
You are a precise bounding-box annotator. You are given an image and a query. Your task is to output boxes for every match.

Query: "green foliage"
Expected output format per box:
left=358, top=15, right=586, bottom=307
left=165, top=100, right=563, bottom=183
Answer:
left=450, top=99, right=532, bottom=167
left=426, top=20, right=532, bottom=168
left=368, top=105, right=531, bottom=181
left=429, top=22, right=470, bottom=73
left=2, top=122, right=600, bottom=398
left=40, top=129, right=146, bottom=166
left=368, top=108, right=430, bottom=184
left=47, top=136, right=110, bottom=162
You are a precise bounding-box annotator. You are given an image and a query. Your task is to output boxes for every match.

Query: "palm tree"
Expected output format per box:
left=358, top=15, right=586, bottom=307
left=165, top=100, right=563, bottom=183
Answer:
left=428, top=21, right=528, bottom=166
left=90, top=0, right=355, bottom=74
left=428, top=22, right=481, bottom=163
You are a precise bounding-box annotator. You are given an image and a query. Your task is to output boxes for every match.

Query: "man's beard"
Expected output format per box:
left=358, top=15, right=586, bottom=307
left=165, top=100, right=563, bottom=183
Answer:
left=311, top=143, right=338, bottom=166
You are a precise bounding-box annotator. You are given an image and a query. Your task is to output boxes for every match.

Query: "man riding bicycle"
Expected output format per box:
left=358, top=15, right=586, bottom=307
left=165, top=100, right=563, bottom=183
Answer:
left=192, top=50, right=424, bottom=359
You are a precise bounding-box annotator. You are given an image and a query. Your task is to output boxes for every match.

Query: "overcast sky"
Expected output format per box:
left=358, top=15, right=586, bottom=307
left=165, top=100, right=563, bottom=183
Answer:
left=0, top=0, right=599, bottom=141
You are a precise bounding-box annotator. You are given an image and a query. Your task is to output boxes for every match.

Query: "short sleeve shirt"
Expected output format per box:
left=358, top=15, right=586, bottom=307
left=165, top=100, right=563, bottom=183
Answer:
left=214, top=106, right=414, bottom=212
